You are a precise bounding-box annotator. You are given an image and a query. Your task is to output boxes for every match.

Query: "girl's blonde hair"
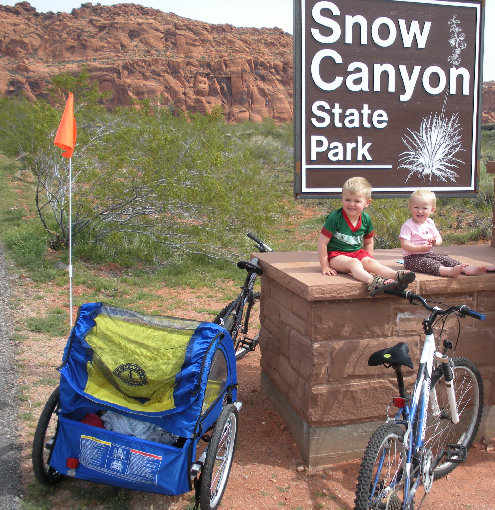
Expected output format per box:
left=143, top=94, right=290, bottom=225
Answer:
left=409, top=189, right=436, bottom=208
left=342, top=176, right=372, bottom=199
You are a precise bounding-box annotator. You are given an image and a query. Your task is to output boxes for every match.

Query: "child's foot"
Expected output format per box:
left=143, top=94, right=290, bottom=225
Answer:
left=394, top=270, right=415, bottom=290
left=368, top=275, right=398, bottom=297
left=462, top=265, right=487, bottom=276
left=439, top=265, right=463, bottom=278
left=486, top=264, right=495, bottom=272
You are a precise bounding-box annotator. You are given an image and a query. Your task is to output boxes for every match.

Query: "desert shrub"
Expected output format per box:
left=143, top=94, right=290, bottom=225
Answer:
left=0, top=73, right=292, bottom=264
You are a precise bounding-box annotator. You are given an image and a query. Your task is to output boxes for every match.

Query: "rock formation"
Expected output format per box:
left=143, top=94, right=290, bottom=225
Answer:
left=0, top=1, right=293, bottom=122
left=482, top=82, right=495, bottom=124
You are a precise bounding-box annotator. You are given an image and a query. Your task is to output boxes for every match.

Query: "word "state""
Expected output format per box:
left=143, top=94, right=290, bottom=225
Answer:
left=311, top=101, right=388, bottom=128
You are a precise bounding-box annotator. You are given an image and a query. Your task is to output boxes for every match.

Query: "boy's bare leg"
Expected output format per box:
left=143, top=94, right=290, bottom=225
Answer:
left=439, top=264, right=464, bottom=277
left=330, top=255, right=376, bottom=284
left=361, top=258, right=398, bottom=280
left=487, top=264, right=495, bottom=272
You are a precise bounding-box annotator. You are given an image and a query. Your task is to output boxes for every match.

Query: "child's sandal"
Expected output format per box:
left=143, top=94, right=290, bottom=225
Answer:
left=368, top=275, right=398, bottom=297
left=395, top=270, right=416, bottom=290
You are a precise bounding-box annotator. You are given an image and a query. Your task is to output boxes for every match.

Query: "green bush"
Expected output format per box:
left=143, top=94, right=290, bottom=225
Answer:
left=0, top=70, right=493, bottom=273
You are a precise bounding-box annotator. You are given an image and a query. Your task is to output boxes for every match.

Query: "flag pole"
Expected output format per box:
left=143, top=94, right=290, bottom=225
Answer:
left=69, top=156, right=73, bottom=327
left=53, top=92, right=77, bottom=328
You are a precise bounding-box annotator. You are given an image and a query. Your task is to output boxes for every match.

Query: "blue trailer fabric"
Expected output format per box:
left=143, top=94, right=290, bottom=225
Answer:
left=49, top=303, right=237, bottom=495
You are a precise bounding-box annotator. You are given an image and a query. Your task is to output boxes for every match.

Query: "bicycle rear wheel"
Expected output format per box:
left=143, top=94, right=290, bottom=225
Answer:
left=213, top=292, right=260, bottom=346
left=354, top=423, right=406, bottom=510
left=213, top=298, right=240, bottom=338
left=425, top=357, right=483, bottom=479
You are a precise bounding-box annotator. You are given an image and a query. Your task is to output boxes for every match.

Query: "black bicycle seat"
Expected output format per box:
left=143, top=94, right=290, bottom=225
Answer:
left=368, top=342, right=414, bottom=369
left=237, top=260, right=263, bottom=275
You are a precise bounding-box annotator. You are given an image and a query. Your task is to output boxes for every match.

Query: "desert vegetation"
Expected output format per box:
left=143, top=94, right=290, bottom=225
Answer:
left=1, top=72, right=493, bottom=279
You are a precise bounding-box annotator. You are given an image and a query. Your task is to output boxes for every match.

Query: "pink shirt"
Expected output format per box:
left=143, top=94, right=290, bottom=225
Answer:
left=399, top=218, right=440, bottom=257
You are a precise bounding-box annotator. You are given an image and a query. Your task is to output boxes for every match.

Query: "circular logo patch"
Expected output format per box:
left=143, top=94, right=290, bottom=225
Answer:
left=113, top=364, right=148, bottom=387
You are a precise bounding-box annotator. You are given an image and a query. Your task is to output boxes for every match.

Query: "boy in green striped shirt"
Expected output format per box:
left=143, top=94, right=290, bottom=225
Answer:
left=318, top=176, right=415, bottom=297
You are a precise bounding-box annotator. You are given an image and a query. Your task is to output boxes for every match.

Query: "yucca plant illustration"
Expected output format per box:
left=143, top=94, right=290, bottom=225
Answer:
left=398, top=14, right=468, bottom=184
left=399, top=110, right=464, bottom=182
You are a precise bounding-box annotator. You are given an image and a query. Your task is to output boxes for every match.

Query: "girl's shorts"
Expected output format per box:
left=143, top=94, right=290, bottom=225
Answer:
left=328, top=249, right=373, bottom=261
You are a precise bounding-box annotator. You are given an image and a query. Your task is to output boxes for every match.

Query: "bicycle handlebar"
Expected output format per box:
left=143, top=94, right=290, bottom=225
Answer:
left=247, top=232, right=274, bottom=253
left=384, top=288, right=485, bottom=321
left=459, top=305, right=486, bottom=321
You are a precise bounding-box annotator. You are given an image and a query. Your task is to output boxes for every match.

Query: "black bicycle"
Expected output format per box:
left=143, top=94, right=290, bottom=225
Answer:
left=214, top=232, right=273, bottom=359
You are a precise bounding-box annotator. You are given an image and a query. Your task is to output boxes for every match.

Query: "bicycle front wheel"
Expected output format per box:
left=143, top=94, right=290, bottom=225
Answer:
left=425, top=357, right=483, bottom=479
left=354, top=423, right=406, bottom=510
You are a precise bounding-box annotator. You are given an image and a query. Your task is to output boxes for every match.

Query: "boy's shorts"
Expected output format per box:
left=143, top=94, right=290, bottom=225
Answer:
left=328, top=249, right=374, bottom=261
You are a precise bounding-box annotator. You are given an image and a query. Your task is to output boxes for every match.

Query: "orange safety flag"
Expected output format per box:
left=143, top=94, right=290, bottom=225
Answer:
left=54, top=92, right=77, bottom=158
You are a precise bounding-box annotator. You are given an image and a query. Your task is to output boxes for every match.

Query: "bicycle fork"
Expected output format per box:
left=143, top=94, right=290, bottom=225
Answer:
left=422, top=316, right=460, bottom=426
left=430, top=352, right=460, bottom=425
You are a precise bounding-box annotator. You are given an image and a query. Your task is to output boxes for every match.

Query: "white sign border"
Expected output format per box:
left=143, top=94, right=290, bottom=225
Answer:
left=300, top=0, right=482, bottom=194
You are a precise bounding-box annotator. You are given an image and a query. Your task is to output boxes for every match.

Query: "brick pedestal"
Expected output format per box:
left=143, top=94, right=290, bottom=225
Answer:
left=256, top=246, right=495, bottom=467
left=487, top=160, right=495, bottom=246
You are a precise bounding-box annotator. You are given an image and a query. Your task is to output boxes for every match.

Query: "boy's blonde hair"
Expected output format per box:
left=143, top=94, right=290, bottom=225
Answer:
left=409, top=189, right=436, bottom=208
left=342, top=176, right=372, bottom=200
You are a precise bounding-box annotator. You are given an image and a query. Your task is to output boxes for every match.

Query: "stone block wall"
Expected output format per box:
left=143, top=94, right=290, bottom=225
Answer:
left=488, top=161, right=495, bottom=246
left=256, top=246, right=495, bottom=466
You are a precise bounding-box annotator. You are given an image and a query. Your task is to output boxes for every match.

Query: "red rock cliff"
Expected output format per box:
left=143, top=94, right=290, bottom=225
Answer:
left=482, top=82, right=495, bottom=124
left=0, top=1, right=293, bottom=122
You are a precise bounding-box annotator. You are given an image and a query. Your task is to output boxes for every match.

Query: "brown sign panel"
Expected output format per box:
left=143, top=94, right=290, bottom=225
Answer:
left=294, top=0, right=484, bottom=197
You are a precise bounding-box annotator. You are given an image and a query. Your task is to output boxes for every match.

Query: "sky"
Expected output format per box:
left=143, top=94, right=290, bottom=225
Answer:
left=0, top=0, right=494, bottom=81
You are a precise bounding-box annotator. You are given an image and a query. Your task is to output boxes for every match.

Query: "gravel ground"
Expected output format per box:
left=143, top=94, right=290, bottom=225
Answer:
left=0, top=242, right=22, bottom=509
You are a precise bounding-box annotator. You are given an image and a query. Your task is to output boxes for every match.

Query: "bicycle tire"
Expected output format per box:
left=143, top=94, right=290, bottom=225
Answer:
left=199, top=403, right=239, bottom=510
left=354, top=423, right=406, bottom=510
left=32, top=386, right=64, bottom=486
left=425, top=357, right=483, bottom=479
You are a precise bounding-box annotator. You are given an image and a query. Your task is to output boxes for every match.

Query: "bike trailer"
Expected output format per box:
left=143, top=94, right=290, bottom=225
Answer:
left=39, top=302, right=239, bottom=500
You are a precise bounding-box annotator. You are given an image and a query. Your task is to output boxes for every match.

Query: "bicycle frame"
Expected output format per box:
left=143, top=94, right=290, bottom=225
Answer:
left=401, top=330, right=436, bottom=504
left=224, top=263, right=259, bottom=341
left=370, top=332, right=437, bottom=505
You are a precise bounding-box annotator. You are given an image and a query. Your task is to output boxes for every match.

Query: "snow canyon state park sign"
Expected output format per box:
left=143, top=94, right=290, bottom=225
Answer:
left=295, top=0, right=484, bottom=197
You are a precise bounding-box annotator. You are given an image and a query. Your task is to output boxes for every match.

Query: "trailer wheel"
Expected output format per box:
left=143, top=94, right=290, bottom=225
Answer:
left=32, top=386, right=64, bottom=485
left=200, top=403, right=238, bottom=509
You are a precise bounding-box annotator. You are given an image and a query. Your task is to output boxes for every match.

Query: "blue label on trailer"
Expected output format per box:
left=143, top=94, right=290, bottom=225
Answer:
left=80, top=435, right=162, bottom=484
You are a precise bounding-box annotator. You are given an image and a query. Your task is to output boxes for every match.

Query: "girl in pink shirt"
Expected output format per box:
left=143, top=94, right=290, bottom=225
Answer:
left=399, top=190, right=493, bottom=277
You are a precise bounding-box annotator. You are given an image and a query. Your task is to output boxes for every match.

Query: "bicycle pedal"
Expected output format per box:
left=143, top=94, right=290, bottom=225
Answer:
left=239, top=337, right=258, bottom=351
left=443, top=443, right=468, bottom=464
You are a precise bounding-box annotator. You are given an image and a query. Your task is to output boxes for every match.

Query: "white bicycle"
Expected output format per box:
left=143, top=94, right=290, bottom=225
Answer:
left=354, top=288, right=485, bottom=509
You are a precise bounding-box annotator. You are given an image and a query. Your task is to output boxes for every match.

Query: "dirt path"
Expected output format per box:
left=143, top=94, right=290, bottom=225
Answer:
left=0, top=243, right=22, bottom=509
